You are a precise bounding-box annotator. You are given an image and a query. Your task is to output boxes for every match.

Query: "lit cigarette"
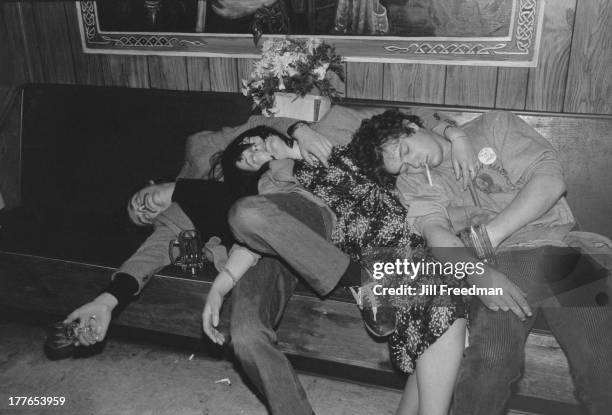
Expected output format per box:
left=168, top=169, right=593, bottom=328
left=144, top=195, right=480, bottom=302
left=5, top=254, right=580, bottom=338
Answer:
left=425, top=163, right=433, bottom=186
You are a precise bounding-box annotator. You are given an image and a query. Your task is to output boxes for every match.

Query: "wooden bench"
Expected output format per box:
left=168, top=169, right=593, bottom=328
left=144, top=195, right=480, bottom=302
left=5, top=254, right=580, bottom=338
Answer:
left=1, top=84, right=610, bottom=414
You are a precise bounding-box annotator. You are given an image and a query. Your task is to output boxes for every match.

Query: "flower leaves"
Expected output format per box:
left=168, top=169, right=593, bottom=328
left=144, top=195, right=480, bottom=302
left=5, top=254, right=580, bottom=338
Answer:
left=242, top=38, right=345, bottom=116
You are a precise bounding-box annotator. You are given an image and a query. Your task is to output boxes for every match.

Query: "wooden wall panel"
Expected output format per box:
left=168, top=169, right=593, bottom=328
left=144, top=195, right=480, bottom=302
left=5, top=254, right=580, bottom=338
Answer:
left=495, top=68, right=528, bottom=110
left=8, top=1, right=43, bottom=83
left=526, top=0, right=576, bottom=112
left=0, top=6, right=13, bottom=87
left=444, top=66, right=497, bottom=107
left=236, top=58, right=254, bottom=92
left=2, top=2, right=30, bottom=85
left=209, top=58, right=238, bottom=92
left=147, top=57, right=189, bottom=91
left=564, top=0, right=612, bottom=114
left=346, top=62, right=383, bottom=100
left=31, top=1, right=76, bottom=84
left=62, top=2, right=106, bottom=86
left=185, top=58, right=211, bottom=91
left=102, top=56, right=150, bottom=88
left=382, top=64, right=445, bottom=104
left=1, top=1, right=611, bottom=115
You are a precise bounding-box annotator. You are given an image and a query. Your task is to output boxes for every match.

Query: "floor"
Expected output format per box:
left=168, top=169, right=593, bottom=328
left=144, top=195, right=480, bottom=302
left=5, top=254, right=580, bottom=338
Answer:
left=0, top=318, right=404, bottom=415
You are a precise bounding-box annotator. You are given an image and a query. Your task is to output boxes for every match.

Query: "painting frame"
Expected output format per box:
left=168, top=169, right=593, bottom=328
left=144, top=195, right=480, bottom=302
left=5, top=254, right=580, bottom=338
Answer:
left=77, top=0, right=545, bottom=67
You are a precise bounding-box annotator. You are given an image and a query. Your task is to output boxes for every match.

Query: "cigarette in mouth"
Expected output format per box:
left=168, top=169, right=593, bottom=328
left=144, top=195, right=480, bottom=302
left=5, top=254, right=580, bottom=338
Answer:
left=425, top=162, right=433, bottom=186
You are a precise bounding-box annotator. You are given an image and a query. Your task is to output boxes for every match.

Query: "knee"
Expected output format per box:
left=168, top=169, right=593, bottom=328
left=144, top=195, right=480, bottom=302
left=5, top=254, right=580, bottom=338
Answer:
left=230, top=323, right=276, bottom=360
left=228, top=196, right=270, bottom=235
left=464, top=334, right=524, bottom=376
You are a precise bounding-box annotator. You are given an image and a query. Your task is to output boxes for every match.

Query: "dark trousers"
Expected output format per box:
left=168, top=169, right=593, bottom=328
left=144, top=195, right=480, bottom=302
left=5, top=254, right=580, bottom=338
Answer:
left=228, top=193, right=345, bottom=415
left=453, top=247, right=612, bottom=415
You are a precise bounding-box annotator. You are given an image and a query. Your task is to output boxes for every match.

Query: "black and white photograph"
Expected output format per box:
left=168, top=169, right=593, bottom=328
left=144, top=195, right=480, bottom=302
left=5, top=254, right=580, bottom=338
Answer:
left=0, top=1, right=611, bottom=415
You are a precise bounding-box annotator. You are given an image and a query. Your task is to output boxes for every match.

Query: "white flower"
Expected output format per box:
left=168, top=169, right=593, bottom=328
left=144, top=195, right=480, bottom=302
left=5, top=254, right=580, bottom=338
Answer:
left=313, top=63, right=329, bottom=80
left=305, top=38, right=321, bottom=54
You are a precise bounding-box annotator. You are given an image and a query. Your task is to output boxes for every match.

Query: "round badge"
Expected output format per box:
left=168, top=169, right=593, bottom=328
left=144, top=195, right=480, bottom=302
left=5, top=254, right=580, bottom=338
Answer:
left=478, top=147, right=497, bottom=165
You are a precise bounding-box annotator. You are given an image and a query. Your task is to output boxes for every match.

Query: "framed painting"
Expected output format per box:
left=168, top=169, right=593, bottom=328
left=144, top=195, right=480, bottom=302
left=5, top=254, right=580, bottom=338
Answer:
left=77, top=0, right=545, bottom=66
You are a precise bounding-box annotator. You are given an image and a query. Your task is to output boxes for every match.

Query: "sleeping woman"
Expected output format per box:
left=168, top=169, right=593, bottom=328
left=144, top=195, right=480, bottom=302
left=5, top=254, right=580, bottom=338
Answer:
left=200, top=122, right=474, bottom=415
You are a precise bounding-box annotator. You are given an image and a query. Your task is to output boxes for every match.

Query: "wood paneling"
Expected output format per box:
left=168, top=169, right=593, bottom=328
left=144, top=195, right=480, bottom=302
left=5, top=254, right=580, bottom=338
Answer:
left=2, top=2, right=29, bottom=85
left=346, top=62, right=383, bottom=99
left=496, top=68, right=529, bottom=110
left=564, top=0, right=612, bottom=114
left=236, top=58, right=254, bottom=89
left=6, top=1, right=42, bottom=83
left=31, top=1, right=76, bottom=84
left=148, top=57, right=190, bottom=91
left=209, top=58, right=238, bottom=92
left=0, top=0, right=610, bottom=115
left=186, top=58, right=211, bottom=91
left=382, top=63, right=445, bottom=104
left=526, top=0, right=576, bottom=112
left=102, top=55, right=150, bottom=88
left=62, top=2, right=106, bottom=86
left=444, top=66, right=497, bottom=107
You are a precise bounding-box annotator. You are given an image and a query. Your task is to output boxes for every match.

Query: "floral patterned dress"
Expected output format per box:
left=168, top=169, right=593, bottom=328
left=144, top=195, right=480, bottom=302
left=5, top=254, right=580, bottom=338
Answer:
left=293, top=145, right=469, bottom=374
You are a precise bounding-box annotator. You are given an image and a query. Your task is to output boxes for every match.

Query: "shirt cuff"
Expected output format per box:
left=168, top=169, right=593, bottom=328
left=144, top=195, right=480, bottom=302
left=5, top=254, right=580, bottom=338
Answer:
left=105, top=273, right=139, bottom=307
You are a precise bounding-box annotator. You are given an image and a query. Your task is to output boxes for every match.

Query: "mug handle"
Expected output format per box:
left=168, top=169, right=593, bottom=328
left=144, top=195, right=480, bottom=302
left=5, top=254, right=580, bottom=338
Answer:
left=169, top=239, right=181, bottom=265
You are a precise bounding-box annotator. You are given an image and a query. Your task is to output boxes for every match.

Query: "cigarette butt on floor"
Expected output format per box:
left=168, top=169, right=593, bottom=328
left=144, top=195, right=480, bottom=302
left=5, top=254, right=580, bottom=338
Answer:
left=188, top=354, right=194, bottom=361
left=215, top=378, right=232, bottom=386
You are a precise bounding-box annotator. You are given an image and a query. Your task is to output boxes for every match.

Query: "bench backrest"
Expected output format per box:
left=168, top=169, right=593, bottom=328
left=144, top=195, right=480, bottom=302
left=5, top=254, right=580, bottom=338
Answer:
left=13, top=84, right=253, bottom=219
left=2, top=86, right=610, bottom=237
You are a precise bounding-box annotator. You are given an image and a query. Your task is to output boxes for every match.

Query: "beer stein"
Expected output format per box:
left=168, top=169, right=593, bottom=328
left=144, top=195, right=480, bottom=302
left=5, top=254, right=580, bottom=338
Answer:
left=169, top=229, right=204, bottom=275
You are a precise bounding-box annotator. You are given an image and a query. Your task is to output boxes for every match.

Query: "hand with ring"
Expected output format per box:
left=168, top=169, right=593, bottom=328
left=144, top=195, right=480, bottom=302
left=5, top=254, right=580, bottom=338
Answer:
left=63, top=293, right=117, bottom=346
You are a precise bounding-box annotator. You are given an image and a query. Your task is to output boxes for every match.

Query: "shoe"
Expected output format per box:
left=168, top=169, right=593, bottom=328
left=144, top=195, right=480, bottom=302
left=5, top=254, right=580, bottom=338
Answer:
left=349, top=281, right=396, bottom=337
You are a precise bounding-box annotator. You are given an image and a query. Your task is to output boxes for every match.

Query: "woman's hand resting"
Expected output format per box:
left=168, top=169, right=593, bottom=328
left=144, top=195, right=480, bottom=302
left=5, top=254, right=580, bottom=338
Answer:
left=63, top=293, right=117, bottom=346
left=202, top=288, right=226, bottom=345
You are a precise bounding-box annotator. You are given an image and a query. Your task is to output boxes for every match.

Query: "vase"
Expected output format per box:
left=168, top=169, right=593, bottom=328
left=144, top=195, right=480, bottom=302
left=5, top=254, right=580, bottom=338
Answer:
left=272, top=92, right=332, bottom=122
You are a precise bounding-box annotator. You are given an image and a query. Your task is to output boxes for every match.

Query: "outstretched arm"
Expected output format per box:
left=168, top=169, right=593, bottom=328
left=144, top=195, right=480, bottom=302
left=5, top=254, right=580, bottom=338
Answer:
left=202, top=246, right=259, bottom=344
left=421, top=219, right=532, bottom=321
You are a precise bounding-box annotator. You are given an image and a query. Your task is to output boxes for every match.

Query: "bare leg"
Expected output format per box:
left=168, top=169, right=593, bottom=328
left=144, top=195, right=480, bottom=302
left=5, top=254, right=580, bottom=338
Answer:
left=416, top=318, right=467, bottom=415
left=396, top=372, right=419, bottom=415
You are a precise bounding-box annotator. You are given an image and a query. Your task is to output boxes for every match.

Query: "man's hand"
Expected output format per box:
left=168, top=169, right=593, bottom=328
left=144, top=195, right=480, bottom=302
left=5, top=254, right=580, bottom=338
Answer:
left=468, top=269, right=532, bottom=321
left=63, top=293, right=116, bottom=346
left=449, top=135, right=480, bottom=190
left=202, top=288, right=226, bottom=345
left=292, top=124, right=333, bottom=167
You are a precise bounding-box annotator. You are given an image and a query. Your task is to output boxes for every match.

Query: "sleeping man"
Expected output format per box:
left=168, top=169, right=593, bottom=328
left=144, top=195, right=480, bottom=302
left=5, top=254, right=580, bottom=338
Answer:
left=351, top=109, right=612, bottom=415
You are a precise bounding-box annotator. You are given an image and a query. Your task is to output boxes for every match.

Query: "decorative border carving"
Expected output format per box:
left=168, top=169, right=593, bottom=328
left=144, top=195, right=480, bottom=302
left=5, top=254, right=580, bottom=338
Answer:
left=77, top=0, right=545, bottom=66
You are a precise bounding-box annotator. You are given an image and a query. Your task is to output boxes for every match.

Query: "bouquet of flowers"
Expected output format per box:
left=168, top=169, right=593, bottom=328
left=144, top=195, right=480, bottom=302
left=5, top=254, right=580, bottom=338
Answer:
left=241, top=37, right=345, bottom=116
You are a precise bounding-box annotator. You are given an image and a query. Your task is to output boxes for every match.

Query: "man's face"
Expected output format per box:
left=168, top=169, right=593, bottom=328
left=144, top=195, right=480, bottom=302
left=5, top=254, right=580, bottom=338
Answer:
left=128, top=182, right=170, bottom=226
left=381, top=125, right=443, bottom=175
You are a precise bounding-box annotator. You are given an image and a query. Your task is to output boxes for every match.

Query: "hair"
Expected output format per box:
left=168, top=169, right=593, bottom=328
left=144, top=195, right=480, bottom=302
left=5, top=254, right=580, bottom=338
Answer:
left=349, top=109, right=424, bottom=188
left=209, top=125, right=295, bottom=198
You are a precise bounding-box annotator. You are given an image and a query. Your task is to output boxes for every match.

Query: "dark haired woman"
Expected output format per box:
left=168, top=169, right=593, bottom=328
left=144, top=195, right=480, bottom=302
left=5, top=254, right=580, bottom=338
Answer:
left=202, top=120, right=475, bottom=415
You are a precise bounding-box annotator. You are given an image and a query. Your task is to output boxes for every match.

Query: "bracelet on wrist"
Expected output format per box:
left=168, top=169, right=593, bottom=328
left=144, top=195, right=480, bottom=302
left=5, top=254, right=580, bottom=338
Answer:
left=223, top=267, right=238, bottom=287
left=287, top=121, right=310, bottom=137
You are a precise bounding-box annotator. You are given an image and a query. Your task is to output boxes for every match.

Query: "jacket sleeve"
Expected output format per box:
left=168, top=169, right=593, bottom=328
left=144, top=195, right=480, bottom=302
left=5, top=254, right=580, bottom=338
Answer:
left=178, top=115, right=299, bottom=179
left=111, top=203, right=194, bottom=295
